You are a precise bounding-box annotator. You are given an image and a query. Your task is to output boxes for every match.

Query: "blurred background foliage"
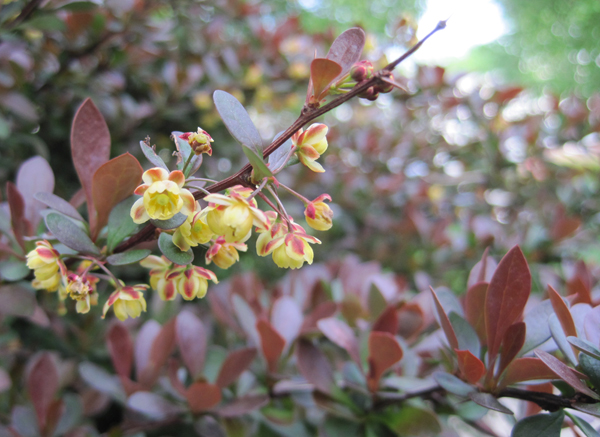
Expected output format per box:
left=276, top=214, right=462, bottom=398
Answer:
left=1, top=0, right=600, bottom=433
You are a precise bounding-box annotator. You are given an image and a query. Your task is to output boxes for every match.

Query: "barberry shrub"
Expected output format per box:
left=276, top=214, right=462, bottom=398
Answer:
left=2, top=7, right=600, bottom=437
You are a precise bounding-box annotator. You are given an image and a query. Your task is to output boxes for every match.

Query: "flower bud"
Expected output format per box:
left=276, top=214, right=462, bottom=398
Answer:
left=179, top=127, right=214, bottom=156
left=305, top=194, right=333, bottom=231
left=350, top=61, right=374, bottom=82
left=358, top=86, right=379, bottom=101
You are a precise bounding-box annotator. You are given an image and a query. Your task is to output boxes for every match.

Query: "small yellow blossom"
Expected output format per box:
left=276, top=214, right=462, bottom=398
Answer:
left=102, top=284, right=148, bottom=321
left=130, top=168, right=195, bottom=224
left=304, top=194, right=333, bottom=231
left=291, top=124, right=328, bottom=173
left=26, top=240, right=65, bottom=292
left=175, top=266, right=218, bottom=300
left=205, top=185, right=269, bottom=243
left=63, top=273, right=99, bottom=314
left=172, top=201, right=214, bottom=251
left=258, top=219, right=321, bottom=269
left=205, top=236, right=247, bottom=269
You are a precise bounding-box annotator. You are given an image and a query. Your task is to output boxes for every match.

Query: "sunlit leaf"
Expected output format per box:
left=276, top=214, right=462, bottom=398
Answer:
left=44, top=212, right=100, bottom=255
left=70, top=98, right=111, bottom=230
left=158, top=232, right=193, bottom=265
left=486, top=246, right=531, bottom=363
left=326, top=27, right=365, bottom=77
left=310, top=58, right=342, bottom=101
left=91, top=153, right=143, bottom=239
left=106, top=249, right=151, bottom=266
left=511, top=411, right=563, bottom=437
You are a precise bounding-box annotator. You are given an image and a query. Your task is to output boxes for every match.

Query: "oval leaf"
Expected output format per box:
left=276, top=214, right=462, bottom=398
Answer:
left=91, top=153, right=143, bottom=239
left=176, top=311, right=207, bottom=379
left=215, top=347, right=257, bottom=388
left=106, top=322, right=133, bottom=379
left=367, top=331, right=403, bottom=392
left=455, top=350, right=485, bottom=385
left=44, top=212, right=100, bottom=255
left=469, top=392, right=513, bottom=414
left=106, top=249, right=151, bottom=266
left=326, top=27, right=366, bottom=77
left=430, top=287, right=459, bottom=351
left=310, top=58, right=342, bottom=101
left=568, top=336, right=600, bottom=361
left=317, top=317, right=361, bottom=368
left=296, top=339, right=334, bottom=394
left=511, top=411, right=564, bottom=437
left=34, top=192, right=84, bottom=222
left=16, top=156, right=55, bottom=228
left=433, top=371, right=476, bottom=397
left=27, top=353, right=59, bottom=431
left=139, top=140, right=169, bottom=171
left=186, top=382, right=222, bottom=412
left=534, top=350, right=599, bottom=399
left=128, top=391, right=184, bottom=420
left=70, top=98, right=111, bottom=229
left=217, top=395, right=270, bottom=418
left=150, top=212, right=188, bottom=230
left=485, top=246, right=531, bottom=363
left=158, top=232, right=193, bottom=265
left=256, top=319, right=285, bottom=373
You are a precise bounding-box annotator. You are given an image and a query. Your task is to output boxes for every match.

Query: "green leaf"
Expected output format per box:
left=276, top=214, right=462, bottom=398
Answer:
left=150, top=212, right=188, bottom=230
left=172, top=132, right=202, bottom=177
left=44, top=213, right=100, bottom=255
left=55, top=1, right=98, bottom=12
left=381, top=406, right=441, bottom=437
left=106, top=249, right=151, bottom=266
left=569, top=336, right=600, bottom=361
left=212, top=91, right=272, bottom=181
left=511, top=411, right=564, bottom=437
left=433, top=371, right=476, bottom=397
left=107, top=196, right=143, bottom=253
left=34, top=192, right=84, bottom=222
left=469, top=392, right=513, bottom=414
left=449, top=312, right=481, bottom=358
left=573, top=402, right=600, bottom=418
left=158, top=232, right=193, bottom=265
left=20, top=14, right=66, bottom=31
left=139, top=141, right=169, bottom=171
left=566, top=411, right=600, bottom=437
left=0, top=260, right=30, bottom=281
left=579, top=353, right=600, bottom=390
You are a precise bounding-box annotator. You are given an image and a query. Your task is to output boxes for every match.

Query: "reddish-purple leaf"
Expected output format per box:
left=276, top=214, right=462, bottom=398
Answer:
left=497, top=322, right=526, bottom=377
left=256, top=319, right=285, bottom=373
left=534, top=350, right=598, bottom=399
left=175, top=311, right=207, bottom=379
left=567, top=261, right=592, bottom=305
left=139, top=319, right=176, bottom=387
left=296, top=339, right=334, bottom=394
left=464, top=282, right=488, bottom=345
left=106, top=322, right=133, bottom=379
left=216, top=395, right=270, bottom=417
left=215, top=347, right=256, bottom=388
left=300, top=301, right=337, bottom=333
left=186, top=382, right=222, bottom=413
left=455, top=349, right=485, bottom=385
left=467, top=249, right=497, bottom=288
left=135, top=320, right=161, bottom=381
left=91, top=153, right=142, bottom=239
left=499, top=357, right=560, bottom=388
left=310, top=58, right=342, bottom=101
left=270, top=296, right=303, bottom=351
left=326, top=27, right=366, bottom=77
left=367, top=331, right=403, bottom=392
left=485, top=246, right=531, bottom=364
left=430, top=287, right=458, bottom=351
left=6, top=182, right=29, bottom=250
left=397, top=302, right=425, bottom=339
left=70, top=98, right=111, bottom=229
left=547, top=285, right=578, bottom=353
left=317, top=317, right=361, bottom=368
left=372, top=305, right=398, bottom=335
left=16, top=156, right=54, bottom=229
left=27, top=353, right=59, bottom=431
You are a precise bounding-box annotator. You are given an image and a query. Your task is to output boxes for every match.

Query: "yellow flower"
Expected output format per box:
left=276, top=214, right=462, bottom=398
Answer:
left=172, top=201, right=214, bottom=251
left=139, top=255, right=184, bottom=301
left=256, top=211, right=287, bottom=257
left=205, top=236, right=247, bottom=269
left=258, top=221, right=321, bottom=269
left=102, top=284, right=148, bottom=321
left=175, top=266, right=218, bottom=300
left=304, top=194, right=334, bottom=231
left=179, top=128, right=214, bottom=156
left=205, top=185, right=269, bottom=243
left=63, top=273, right=98, bottom=314
left=291, top=123, right=328, bottom=173
left=26, top=240, right=65, bottom=292
left=130, top=168, right=195, bottom=224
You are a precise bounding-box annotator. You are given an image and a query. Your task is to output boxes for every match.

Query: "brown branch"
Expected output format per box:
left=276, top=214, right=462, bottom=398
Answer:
left=113, top=22, right=446, bottom=253
left=497, top=387, right=599, bottom=412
